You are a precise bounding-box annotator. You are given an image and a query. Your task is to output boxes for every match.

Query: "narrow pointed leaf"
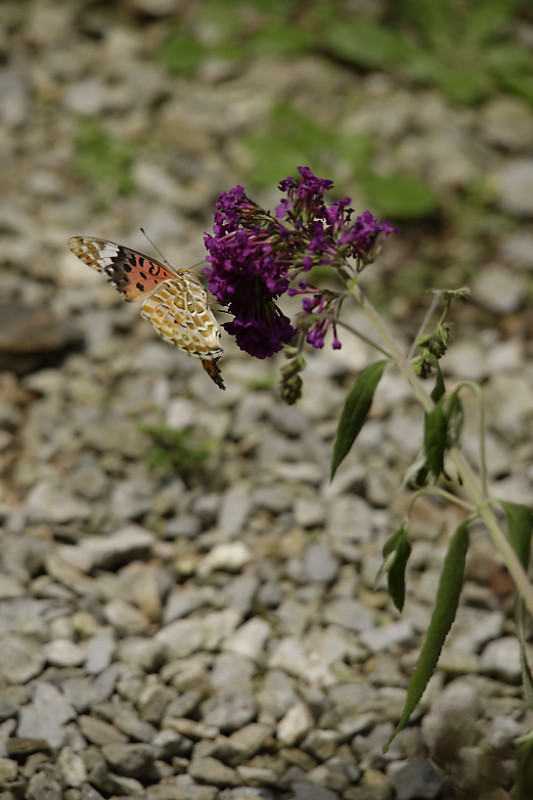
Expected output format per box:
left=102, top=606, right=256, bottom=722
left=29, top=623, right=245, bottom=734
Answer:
left=423, top=401, right=448, bottom=479
left=331, top=359, right=388, bottom=478
left=378, top=524, right=412, bottom=612
left=502, top=501, right=533, bottom=711
left=388, top=529, right=412, bottom=612
left=500, top=500, right=533, bottom=570
left=430, top=364, right=445, bottom=403
left=384, top=520, right=469, bottom=751
left=515, top=597, right=533, bottom=708
left=514, top=732, right=533, bottom=800
left=445, top=391, right=464, bottom=446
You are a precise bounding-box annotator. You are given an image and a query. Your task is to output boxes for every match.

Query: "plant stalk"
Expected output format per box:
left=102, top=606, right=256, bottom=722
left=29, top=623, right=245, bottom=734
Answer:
left=350, top=284, right=533, bottom=618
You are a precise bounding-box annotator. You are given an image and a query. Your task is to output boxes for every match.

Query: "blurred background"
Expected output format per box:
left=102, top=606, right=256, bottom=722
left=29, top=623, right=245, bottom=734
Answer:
left=1, top=1, right=533, bottom=798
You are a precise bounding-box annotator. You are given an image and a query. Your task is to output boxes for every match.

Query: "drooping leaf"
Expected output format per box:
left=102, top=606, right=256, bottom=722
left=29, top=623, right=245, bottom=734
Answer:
left=331, top=360, right=388, bottom=478
left=500, top=500, right=533, bottom=570
left=501, top=500, right=533, bottom=710
left=515, top=598, right=533, bottom=709
left=384, top=520, right=469, bottom=751
left=514, top=732, right=533, bottom=800
left=430, top=364, right=445, bottom=403
left=445, top=391, right=464, bottom=446
left=377, top=524, right=412, bottom=612
left=423, top=401, right=448, bottom=480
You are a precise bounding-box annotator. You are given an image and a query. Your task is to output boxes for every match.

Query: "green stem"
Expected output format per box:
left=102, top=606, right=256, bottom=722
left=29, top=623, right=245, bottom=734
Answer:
left=350, top=284, right=533, bottom=619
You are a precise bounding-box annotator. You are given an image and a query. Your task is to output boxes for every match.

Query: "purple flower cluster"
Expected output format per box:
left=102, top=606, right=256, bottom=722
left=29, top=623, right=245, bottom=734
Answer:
left=204, top=167, right=399, bottom=360
left=204, top=186, right=295, bottom=359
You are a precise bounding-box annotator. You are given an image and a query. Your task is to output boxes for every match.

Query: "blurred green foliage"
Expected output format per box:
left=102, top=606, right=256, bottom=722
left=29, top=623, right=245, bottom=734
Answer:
left=157, top=0, right=531, bottom=223
left=139, top=423, right=217, bottom=479
left=159, top=0, right=532, bottom=105
left=74, top=117, right=136, bottom=195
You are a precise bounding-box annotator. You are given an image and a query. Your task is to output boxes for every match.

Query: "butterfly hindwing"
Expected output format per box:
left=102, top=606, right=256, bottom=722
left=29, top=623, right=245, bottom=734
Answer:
left=68, top=236, right=176, bottom=301
left=68, top=235, right=225, bottom=389
left=140, top=274, right=223, bottom=359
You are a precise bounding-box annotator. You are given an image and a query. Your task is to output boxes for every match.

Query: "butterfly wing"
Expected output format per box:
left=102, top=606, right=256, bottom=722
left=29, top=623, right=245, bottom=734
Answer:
left=68, top=236, right=225, bottom=389
left=68, top=236, right=176, bottom=301
left=140, top=274, right=225, bottom=389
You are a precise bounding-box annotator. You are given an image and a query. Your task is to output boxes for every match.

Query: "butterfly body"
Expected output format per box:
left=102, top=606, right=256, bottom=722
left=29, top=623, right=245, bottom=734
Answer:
left=68, top=236, right=224, bottom=388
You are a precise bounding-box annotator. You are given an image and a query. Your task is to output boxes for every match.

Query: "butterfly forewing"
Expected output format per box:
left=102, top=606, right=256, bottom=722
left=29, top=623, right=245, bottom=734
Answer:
left=68, top=236, right=177, bottom=301
left=68, top=235, right=225, bottom=388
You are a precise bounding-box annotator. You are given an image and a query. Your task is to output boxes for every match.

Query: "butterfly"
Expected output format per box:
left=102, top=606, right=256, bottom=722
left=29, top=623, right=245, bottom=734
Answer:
left=68, top=236, right=225, bottom=389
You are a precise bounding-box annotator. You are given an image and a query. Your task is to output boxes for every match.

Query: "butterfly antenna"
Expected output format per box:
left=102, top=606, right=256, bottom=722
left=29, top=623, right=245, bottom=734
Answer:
left=139, top=227, right=172, bottom=268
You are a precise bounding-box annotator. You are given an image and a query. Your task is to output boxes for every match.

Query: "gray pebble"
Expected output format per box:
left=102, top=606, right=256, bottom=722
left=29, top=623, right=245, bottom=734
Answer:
left=303, top=543, right=339, bottom=584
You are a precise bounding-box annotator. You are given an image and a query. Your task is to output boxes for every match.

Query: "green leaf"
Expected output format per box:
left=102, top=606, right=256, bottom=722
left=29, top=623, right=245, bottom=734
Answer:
left=430, top=364, right=445, bottom=403
left=514, top=731, right=533, bottom=800
left=376, top=524, right=412, bottom=612
left=159, top=32, right=207, bottom=75
left=423, top=402, right=448, bottom=480
left=515, top=597, right=533, bottom=708
left=445, top=391, right=464, bottom=446
left=362, top=174, right=439, bottom=220
left=500, top=500, right=533, bottom=570
left=331, top=360, right=388, bottom=479
left=321, top=19, right=408, bottom=69
left=74, top=117, right=136, bottom=196
left=384, top=520, right=470, bottom=751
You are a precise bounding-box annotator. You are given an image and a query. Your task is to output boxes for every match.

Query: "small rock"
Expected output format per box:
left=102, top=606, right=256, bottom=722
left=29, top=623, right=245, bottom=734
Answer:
left=481, top=97, right=533, bottom=152
left=197, top=543, right=252, bottom=576
left=494, top=158, right=533, bottom=217
left=202, top=690, right=257, bottom=733
left=102, top=742, right=156, bottom=777
left=268, top=637, right=307, bottom=676
left=163, top=585, right=214, bottom=624
left=220, top=572, right=259, bottom=615
left=218, top=483, right=254, bottom=535
left=291, top=781, right=339, bottom=800
left=223, top=618, right=271, bottom=662
left=302, top=543, right=339, bottom=584
left=323, top=598, right=374, bottom=632
left=58, top=745, right=87, bottom=787
left=104, top=599, right=151, bottom=636
left=18, top=682, right=74, bottom=749
left=85, top=632, right=115, bottom=674
left=81, top=526, right=154, bottom=570
left=0, top=633, right=45, bottom=683
left=294, top=497, right=327, bottom=528
left=359, top=620, right=415, bottom=653
left=421, top=679, right=481, bottom=753
left=277, top=702, right=314, bottom=746
left=227, top=723, right=273, bottom=759
left=25, top=482, right=91, bottom=524
left=0, top=756, right=18, bottom=781
left=388, top=756, right=444, bottom=800
left=26, top=769, right=63, bottom=800
left=237, top=765, right=279, bottom=786
left=302, top=729, right=343, bottom=761
left=78, top=715, right=128, bottom=746
left=114, top=707, right=156, bottom=742
left=0, top=305, right=78, bottom=374
left=44, top=638, right=85, bottom=667
left=189, top=756, right=240, bottom=787
left=480, top=636, right=522, bottom=682
left=499, top=230, right=533, bottom=271
left=155, top=619, right=206, bottom=659
left=471, top=264, right=525, bottom=314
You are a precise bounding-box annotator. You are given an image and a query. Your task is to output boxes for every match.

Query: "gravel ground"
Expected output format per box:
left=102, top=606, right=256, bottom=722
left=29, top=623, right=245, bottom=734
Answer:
left=1, top=2, right=533, bottom=799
